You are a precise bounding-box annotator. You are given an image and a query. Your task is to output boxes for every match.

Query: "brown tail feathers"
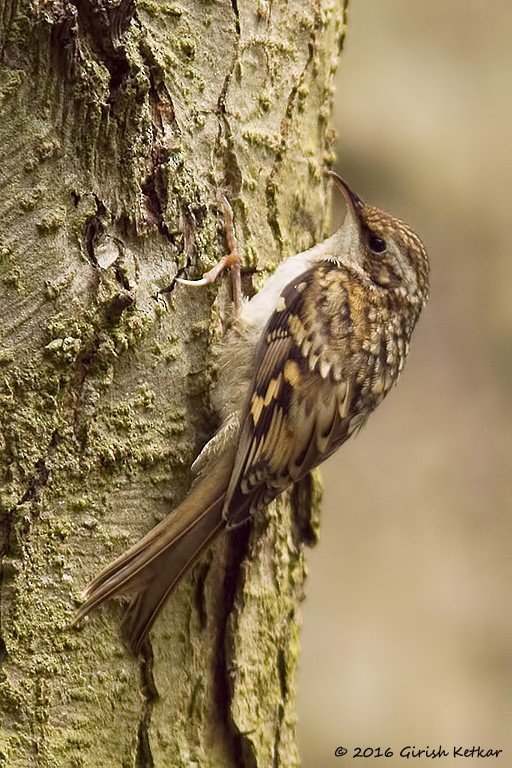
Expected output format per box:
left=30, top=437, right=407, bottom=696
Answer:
left=75, top=451, right=233, bottom=654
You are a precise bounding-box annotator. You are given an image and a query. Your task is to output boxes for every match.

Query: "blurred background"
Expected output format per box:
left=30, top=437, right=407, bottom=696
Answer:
left=298, top=1, right=511, bottom=765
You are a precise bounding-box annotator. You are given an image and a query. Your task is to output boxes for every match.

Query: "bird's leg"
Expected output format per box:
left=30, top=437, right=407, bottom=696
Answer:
left=176, top=196, right=242, bottom=314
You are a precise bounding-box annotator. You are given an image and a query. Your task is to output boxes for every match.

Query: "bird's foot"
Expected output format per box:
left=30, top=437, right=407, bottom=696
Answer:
left=176, top=196, right=242, bottom=313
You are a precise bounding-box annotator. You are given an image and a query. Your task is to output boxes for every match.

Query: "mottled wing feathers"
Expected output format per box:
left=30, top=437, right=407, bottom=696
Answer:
left=224, top=265, right=358, bottom=527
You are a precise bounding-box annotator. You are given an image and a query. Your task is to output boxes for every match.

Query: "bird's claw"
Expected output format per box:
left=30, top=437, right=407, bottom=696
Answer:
left=176, top=196, right=242, bottom=313
left=175, top=276, right=210, bottom=287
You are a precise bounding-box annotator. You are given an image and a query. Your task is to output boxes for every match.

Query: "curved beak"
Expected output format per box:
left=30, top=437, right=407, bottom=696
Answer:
left=327, top=171, right=365, bottom=223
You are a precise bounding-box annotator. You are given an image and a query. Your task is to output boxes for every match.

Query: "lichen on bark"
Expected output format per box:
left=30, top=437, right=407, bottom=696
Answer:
left=0, top=0, right=347, bottom=765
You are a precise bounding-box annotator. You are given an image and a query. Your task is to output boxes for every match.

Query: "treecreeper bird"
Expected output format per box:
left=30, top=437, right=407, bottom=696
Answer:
left=75, top=172, right=430, bottom=654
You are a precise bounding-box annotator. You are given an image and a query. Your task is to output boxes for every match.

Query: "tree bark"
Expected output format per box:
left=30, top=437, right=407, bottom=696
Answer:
left=0, top=1, right=346, bottom=765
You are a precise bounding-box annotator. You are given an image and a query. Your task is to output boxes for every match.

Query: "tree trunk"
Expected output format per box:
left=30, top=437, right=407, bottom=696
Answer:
left=0, top=1, right=346, bottom=765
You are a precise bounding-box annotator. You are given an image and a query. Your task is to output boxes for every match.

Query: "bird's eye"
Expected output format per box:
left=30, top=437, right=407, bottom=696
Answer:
left=368, top=234, right=387, bottom=254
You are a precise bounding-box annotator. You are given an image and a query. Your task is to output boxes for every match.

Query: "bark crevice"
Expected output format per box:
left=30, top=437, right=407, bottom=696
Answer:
left=136, top=641, right=158, bottom=768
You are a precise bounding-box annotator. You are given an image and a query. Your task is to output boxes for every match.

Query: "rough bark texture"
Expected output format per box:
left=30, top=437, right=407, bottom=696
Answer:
left=0, top=0, right=346, bottom=765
